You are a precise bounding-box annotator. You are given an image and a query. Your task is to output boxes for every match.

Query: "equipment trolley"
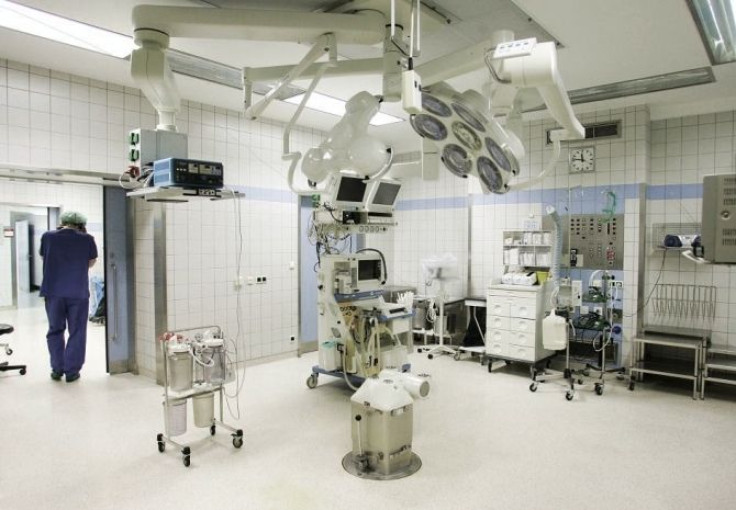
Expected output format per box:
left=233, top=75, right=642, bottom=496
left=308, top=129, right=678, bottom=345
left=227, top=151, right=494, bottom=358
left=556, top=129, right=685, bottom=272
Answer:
left=157, top=326, right=243, bottom=467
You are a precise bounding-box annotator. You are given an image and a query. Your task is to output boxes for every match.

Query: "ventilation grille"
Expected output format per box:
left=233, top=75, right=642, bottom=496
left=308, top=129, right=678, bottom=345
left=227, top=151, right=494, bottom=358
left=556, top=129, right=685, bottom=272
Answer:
left=723, top=182, right=736, bottom=207
left=547, top=120, right=621, bottom=144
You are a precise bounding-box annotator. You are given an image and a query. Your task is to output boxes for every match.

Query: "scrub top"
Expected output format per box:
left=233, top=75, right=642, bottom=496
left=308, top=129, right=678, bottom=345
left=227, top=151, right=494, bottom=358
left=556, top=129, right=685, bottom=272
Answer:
left=39, top=228, right=98, bottom=299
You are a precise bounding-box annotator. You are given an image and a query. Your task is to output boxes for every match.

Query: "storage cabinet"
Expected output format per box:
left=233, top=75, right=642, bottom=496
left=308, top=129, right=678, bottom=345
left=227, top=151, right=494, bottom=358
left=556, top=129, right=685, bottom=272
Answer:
left=485, top=284, right=555, bottom=371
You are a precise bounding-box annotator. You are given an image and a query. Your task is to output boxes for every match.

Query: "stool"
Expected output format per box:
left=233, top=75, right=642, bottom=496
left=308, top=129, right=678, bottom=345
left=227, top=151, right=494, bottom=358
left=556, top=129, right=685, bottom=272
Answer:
left=0, top=324, right=27, bottom=376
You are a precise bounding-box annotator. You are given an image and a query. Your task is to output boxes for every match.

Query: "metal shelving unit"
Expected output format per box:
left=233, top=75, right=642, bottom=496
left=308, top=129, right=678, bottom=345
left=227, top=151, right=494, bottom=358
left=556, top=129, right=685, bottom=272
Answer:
left=701, top=345, right=736, bottom=398
left=629, top=334, right=705, bottom=400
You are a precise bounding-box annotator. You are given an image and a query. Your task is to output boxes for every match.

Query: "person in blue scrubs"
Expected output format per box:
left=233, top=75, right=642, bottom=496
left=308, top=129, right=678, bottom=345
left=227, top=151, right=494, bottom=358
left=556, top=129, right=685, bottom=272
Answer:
left=39, top=211, right=98, bottom=383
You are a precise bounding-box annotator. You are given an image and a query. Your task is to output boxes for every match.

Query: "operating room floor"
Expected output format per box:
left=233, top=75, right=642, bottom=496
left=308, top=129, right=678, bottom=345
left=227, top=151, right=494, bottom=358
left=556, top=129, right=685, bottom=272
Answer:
left=2, top=306, right=736, bottom=510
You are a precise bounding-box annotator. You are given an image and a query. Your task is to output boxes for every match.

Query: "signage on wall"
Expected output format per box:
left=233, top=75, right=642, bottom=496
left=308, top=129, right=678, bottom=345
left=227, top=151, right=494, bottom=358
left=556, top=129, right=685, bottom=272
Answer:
left=2, top=227, right=14, bottom=238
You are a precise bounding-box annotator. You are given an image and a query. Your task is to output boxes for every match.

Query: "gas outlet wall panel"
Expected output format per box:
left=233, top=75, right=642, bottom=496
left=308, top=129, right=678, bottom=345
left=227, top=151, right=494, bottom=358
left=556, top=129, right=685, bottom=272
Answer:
left=544, top=214, right=624, bottom=270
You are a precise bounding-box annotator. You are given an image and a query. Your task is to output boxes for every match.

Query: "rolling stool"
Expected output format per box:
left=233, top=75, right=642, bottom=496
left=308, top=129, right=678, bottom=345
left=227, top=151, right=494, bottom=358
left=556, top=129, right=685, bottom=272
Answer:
left=0, top=324, right=27, bottom=375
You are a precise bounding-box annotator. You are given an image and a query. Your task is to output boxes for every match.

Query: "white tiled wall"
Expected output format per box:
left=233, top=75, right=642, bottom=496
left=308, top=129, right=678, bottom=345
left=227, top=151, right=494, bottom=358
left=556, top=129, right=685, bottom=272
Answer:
left=381, top=166, right=469, bottom=300
left=1, top=58, right=319, bottom=379
left=648, top=112, right=736, bottom=349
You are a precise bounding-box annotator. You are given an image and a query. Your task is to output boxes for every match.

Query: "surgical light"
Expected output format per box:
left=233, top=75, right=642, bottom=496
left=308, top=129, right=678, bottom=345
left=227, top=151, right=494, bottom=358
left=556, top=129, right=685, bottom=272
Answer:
left=0, top=0, right=135, bottom=59
left=285, top=92, right=404, bottom=126
left=687, top=0, right=736, bottom=64
left=300, top=91, right=393, bottom=184
left=409, top=86, right=520, bottom=194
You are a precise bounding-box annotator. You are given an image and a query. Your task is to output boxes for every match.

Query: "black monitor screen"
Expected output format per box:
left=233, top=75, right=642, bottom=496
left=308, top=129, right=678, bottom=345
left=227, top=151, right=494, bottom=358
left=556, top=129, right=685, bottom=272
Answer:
left=372, top=182, right=401, bottom=206
left=336, top=176, right=367, bottom=203
left=358, top=259, right=382, bottom=281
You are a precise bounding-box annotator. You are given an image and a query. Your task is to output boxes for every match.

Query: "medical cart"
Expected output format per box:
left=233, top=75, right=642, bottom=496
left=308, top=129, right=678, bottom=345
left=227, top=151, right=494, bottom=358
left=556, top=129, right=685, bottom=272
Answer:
left=157, top=326, right=243, bottom=467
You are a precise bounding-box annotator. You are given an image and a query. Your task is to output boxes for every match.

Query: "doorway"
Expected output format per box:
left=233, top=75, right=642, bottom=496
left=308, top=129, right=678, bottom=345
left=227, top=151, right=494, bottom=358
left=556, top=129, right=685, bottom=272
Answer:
left=1, top=205, right=57, bottom=310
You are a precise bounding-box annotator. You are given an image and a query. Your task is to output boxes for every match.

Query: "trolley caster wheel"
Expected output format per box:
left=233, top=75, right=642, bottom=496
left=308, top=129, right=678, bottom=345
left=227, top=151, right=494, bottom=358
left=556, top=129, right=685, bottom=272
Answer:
left=182, top=455, right=191, bottom=467
left=595, top=384, right=603, bottom=396
left=629, top=382, right=635, bottom=391
left=577, top=379, right=584, bottom=385
left=19, top=368, right=26, bottom=375
left=156, top=433, right=165, bottom=453
left=565, top=391, right=574, bottom=401
left=427, top=354, right=434, bottom=360
left=210, top=425, right=216, bottom=436
left=453, top=352, right=461, bottom=361
left=487, top=361, right=493, bottom=373
left=529, top=383, right=538, bottom=393
left=306, top=374, right=318, bottom=389
left=5, top=348, right=12, bottom=356
left=232, top=429, right=244, bottom=448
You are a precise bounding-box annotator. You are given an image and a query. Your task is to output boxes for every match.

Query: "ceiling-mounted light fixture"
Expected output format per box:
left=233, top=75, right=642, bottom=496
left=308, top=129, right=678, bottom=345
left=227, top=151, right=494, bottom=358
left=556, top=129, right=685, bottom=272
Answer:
left=0, top=0, right=134, bottom=58
left=687, top=0, right=736, bottom=64
left=285, top=92, right=404, bottom=126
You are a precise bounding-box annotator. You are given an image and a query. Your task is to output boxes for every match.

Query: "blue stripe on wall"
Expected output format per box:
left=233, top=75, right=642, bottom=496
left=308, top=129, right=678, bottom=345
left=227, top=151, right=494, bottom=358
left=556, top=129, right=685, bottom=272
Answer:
left=395, top=196, right=469, bottom=211
left=646, top=184, right=702, bottom=200
left=397, top=184, right=640, bottom=211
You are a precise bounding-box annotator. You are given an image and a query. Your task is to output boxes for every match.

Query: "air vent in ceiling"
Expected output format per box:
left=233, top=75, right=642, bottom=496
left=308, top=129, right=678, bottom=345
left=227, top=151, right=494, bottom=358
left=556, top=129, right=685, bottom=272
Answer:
left=546, top=120, right=621, bottom=144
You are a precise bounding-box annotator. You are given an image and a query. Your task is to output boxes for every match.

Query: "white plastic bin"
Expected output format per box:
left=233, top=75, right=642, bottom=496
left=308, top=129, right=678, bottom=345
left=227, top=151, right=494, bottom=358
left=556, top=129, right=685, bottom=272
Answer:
left=168, top=344, right=193, bottom=392
left=192, top=392, right=214, bottom=428
left=318, top=341, right=341, bottom=372
left=164, top=399, right=187, bottom=436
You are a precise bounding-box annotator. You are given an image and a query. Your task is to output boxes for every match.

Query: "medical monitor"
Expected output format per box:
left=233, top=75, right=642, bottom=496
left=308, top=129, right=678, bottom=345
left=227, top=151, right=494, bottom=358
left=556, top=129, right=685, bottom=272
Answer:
left=358, top=258, right=382, bottom=282
left=365, top=180, right=402, bottom=213
left=331, top=174, right=368, bottom=209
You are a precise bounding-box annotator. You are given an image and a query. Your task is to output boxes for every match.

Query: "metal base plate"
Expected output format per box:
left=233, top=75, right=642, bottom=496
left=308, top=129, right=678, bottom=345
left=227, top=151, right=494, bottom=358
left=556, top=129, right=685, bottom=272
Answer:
left=342, top=452, right=422, bottom=480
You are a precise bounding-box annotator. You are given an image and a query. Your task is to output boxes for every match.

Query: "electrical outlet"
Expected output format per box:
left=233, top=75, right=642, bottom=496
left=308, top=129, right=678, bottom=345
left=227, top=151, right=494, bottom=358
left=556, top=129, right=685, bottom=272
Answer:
left=234, top=275, right=243, bottom=289
left=290, top=335, right=295, bottom=342
left=611, top=280, right=624, bottom=288
left=247, top=276, right=254, bottom=285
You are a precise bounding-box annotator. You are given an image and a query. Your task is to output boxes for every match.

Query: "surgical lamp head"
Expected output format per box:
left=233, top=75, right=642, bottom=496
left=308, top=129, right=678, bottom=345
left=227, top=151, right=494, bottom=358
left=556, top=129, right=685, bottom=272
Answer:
left=408, top=82, right=523, bottom=194
left=301, top=91, right=390, bottom=185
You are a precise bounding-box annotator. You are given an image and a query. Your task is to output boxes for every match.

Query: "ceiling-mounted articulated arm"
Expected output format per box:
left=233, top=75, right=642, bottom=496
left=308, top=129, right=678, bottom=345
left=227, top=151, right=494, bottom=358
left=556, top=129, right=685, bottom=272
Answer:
left=244, top=33, right=337, bottom=120
left=490, top=41, right=584, bottom=141
left=130, top=29, right=179, bottom=132
left=131, top=4, right=387, bottom=132
left=132, top=5, right=385, bottom=45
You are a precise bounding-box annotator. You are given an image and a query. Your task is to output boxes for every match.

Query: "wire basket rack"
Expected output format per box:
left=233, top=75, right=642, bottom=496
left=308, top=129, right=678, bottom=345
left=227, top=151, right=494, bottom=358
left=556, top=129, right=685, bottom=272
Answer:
left=646, top=284, right=716, bottom=332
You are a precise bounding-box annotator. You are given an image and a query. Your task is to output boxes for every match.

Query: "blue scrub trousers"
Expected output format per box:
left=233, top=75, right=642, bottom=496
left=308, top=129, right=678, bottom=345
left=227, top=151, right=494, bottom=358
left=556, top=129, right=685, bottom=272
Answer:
left=45, top=296, right=89, bottom=376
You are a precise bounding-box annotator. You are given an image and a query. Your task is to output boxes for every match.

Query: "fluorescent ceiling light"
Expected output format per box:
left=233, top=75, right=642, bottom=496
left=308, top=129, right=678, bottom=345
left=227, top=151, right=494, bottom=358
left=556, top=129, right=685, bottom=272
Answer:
left=285, top=92, right=404, bottom=126
left=0, top=0, right=135, bottom=58
left=687, top=0, right=736, bottom=64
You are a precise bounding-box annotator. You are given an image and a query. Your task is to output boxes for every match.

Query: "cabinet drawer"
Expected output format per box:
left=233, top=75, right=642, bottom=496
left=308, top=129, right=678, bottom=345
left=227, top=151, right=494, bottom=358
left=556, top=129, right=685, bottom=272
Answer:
left=508, top=331, right=534, bottom=347
left=487, top=315, right=510, bottom=331
left=506, top=344, right=535, bottom=362
left=509, top=318, right=535, bottom=334
left=487, top=329, right=511, bottom=346
left=486, top=340, right=505, bottom=356
left=487, top=300, right=509, bottom=317
left=509, top=299, right=536, bottom=320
